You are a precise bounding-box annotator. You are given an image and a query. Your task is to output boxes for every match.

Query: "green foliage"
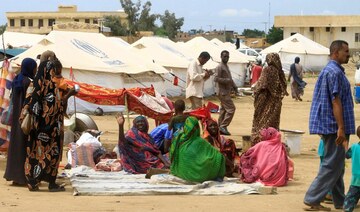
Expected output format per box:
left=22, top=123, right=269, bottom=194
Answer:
left=242, top=29, right=265, bottom=38
left=159, top=10, right=184, bottom=39
left=120, top=0, right=141, bottom=35
left=266, top=25, right=283, bottom=44
left=0, top=25, right=6, bottom=35
left=103, top=15, right=128, bottom=36
left=138, top=1, right=158, bottom=31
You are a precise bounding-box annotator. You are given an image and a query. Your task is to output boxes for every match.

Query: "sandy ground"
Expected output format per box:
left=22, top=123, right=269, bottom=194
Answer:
left=0, top=63, right=359, bottom=212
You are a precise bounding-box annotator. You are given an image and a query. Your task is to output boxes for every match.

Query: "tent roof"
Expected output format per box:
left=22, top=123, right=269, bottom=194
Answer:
left=132, top=36, right=191, bottom=69
left=261, top=33, right=330, bottom=55
left=11, top=31, right=167, bottom=75
left=0, top=31, right=45, bottom=49
left=0, top=48, right=27, bottom=57
left=182, top=36, right=250, bottom=64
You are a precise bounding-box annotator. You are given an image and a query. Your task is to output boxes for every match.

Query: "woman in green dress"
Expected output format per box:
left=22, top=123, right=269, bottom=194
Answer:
left=170, top=116, right=225, bottom=183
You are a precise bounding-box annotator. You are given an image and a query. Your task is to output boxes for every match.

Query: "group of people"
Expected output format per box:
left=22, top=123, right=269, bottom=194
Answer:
left=3, top=50, right=78, bottom=192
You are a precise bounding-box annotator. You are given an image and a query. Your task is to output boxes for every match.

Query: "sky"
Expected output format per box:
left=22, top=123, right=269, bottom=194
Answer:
left=1, top=0, right=360, bottom=33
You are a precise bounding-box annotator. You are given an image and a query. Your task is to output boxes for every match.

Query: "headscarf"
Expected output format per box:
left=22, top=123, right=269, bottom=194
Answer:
left=39, top=50, right=57, bottom=63
left=260, top=127, right=280, bottom=141
left=12, top=58, right=37, bottom=89
left=265, top=53, right=288, bottom=97
left=133, top=115, right=149, bottom=133
left=177, top=116, right=200, bottom=143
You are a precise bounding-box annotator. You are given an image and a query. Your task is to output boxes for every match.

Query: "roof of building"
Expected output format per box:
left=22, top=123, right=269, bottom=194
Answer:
left=275, top=15, right=360, bottom=27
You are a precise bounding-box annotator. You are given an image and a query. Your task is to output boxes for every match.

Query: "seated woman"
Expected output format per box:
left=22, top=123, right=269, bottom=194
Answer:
left=203, top=119, right=238, bottom=177
left=170, top=116, right=225, bottom=183
left=239, top=127, right=290, bottom=187
left=116, top=113, right=170, bottom=174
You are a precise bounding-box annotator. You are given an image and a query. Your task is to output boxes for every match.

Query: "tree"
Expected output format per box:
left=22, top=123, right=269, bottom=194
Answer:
left=138, top=1, right=158, bottom=31
left=119, top=0, right=141, bottom=35
left=242, top=29, right=265, bottom=38
left=266, top=26, right=283, bottom=44
left=103, top=15, right=128, bottom=36
left=158, top=10, right=184, bottom=39
left=0, top=25, right=6, bottom=35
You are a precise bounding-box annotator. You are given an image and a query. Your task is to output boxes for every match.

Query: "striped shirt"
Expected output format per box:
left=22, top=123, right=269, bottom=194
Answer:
left=309, top=60, right=355, bottom=135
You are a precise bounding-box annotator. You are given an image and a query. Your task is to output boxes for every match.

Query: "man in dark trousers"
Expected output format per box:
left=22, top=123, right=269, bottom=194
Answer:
left=214, top=50, right=237, bottom=135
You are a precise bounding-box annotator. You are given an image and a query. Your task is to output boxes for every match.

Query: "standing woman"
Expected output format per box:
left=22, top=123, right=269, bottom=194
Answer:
left=23, top=58, right=77, bottom=191
left=288, top=57, right=307, bottom=101
left=3, top=58, right=37, bottom=185
left=251, top=53, right=288, bottom=146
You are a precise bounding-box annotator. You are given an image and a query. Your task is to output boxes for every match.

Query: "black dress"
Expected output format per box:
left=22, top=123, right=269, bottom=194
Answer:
left=3, top=77, right=31, bottom=185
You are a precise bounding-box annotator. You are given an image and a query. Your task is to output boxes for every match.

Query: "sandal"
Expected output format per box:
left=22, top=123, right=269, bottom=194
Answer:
left=303, top=203, right=331, bottom=211
left=48, top=183, right=66, bottom=192
left=28, top=185, right=40, bottom=192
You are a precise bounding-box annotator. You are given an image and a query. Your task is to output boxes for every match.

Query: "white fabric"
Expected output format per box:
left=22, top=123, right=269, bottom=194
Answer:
left=185, top=59, right=207, bottom=98
left=76, top=133, right=102, bottom=148
left=261, top=33, right=330, bottom=72
left=70, top=166, right=265, bottom=196
left=0, top=31, right=45, bottom=48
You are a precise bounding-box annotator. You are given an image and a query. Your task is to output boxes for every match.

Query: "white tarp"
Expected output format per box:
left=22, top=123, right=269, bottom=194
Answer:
left=261, top=33, right=330, bottom=72
left=0, top=31, right=45, bottom=49
left=180, top=37, right=250, bottom=87
left=70, top=166, right=266, bottom=196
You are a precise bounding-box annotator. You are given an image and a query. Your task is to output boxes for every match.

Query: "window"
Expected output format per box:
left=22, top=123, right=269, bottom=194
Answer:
left=28, top=19, right=33, bottom=27
left=39, top=19, right=43, bottom=28
left=326, top=27, right=331, bottom=32
left=93, top=19, right=98, bottom=24
left=341, top=27, right=346, bottom=32
left=355, top=33, right=360, bottom=42
left=48, top=19, right=55, bottom=26
left=20, top=19, right=25, bottom=27
left=309, top=27, right=314, bottom=32
left=74, top=19, right=79, bottom=22
left=85, top=19, right=90, bottom=24
left=9, top=19, right=14, bottom=27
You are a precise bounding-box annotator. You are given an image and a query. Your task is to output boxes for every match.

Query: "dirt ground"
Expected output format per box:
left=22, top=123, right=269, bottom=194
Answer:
left=0, top=63, right=359, bottom=212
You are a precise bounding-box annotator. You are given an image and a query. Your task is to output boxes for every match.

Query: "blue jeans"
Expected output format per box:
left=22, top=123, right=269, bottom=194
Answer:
left=304, top=134, right=348, bottom=208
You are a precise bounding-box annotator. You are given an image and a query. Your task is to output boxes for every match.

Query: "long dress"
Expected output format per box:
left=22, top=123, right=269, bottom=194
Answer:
left=170, top=116, right=225, bottom=183
left=23, top=61, right=65, bottom=189
left=3, top=77, right=31, bottom=185
left=251, top=53, right=287, bottom=146
left=289, top=63, right=306, bottom=100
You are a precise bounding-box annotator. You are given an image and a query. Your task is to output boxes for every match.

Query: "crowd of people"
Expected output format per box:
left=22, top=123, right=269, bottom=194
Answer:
left=1, top=40, right=359, bottom=211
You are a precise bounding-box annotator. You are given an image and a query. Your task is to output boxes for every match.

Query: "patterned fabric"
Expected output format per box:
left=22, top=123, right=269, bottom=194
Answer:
left=24, top=61, right=65, bottom=188
left=251, top=53, right=288, bottom=145
left=149, top=123, right=171, bottom=150
left=170, top=116, right=225, bottom=183
left=346, top=142, right=360, bottom=187
left=309, top=60, right=355, bottom=135
left=0, top=59, right=15, bottom=153
left=343, top=185, right=360, bottom=212
left=203, top=118, right=237, bottom=176
left=63, top=79, right=172, bottom=123
left=240, top=127, right=289, bottom=187
left=119, top=116, right=164, bottom=174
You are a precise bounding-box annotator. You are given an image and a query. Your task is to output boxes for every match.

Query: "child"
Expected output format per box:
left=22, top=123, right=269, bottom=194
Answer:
left=343, top=126, right=360, bottom=212
left=164, top=99, right=188, bottom=152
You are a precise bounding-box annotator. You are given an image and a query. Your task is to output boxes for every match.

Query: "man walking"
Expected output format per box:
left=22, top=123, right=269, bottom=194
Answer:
left=214, top=50, right=237, bottom=135
left=186, top=51, right=211, bottom=109
left=304, top=40, right=355, bottom=211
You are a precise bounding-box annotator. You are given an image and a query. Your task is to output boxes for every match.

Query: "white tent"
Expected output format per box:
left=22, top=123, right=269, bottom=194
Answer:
left=0, top=31, right=45, bottom=49
left=11, top=31, right=169, bottom=113
left=261, top=33, right=330, bottom=72
left=180, top=36, right=250, bottom=87
left=132, top=36, right=219, bottom=97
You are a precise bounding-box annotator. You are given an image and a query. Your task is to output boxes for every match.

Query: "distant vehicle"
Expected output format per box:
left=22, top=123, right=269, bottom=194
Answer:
left=238, top=48, right=260, bottom=57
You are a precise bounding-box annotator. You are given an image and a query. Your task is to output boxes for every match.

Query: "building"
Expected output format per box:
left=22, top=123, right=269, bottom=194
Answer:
left=275, top=15, right=360, bottom=51
left=6, top=5, right=127, bottom=34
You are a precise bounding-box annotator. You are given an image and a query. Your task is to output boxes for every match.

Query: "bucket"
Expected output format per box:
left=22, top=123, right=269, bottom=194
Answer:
left=284, top=132, right=302, bottom=155
left=354, top=86, right=360, bottom=104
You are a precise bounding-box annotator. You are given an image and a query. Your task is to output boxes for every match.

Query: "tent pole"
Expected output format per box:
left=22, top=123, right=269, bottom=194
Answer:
left=125, top=93, right=130, bottom=130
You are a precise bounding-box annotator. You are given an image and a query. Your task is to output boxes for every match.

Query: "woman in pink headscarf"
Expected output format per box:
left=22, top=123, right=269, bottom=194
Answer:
left=239, top=127, right=293, bottom=187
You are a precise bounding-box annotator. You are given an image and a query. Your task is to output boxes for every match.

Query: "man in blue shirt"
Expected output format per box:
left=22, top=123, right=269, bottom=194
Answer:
left=304, top=40, right=355, bottom=211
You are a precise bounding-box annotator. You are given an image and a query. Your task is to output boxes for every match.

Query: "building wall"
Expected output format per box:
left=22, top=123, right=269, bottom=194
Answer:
left=275, top=16, right=360, bottom=51
left=5, top=5, right=127, bottom=34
